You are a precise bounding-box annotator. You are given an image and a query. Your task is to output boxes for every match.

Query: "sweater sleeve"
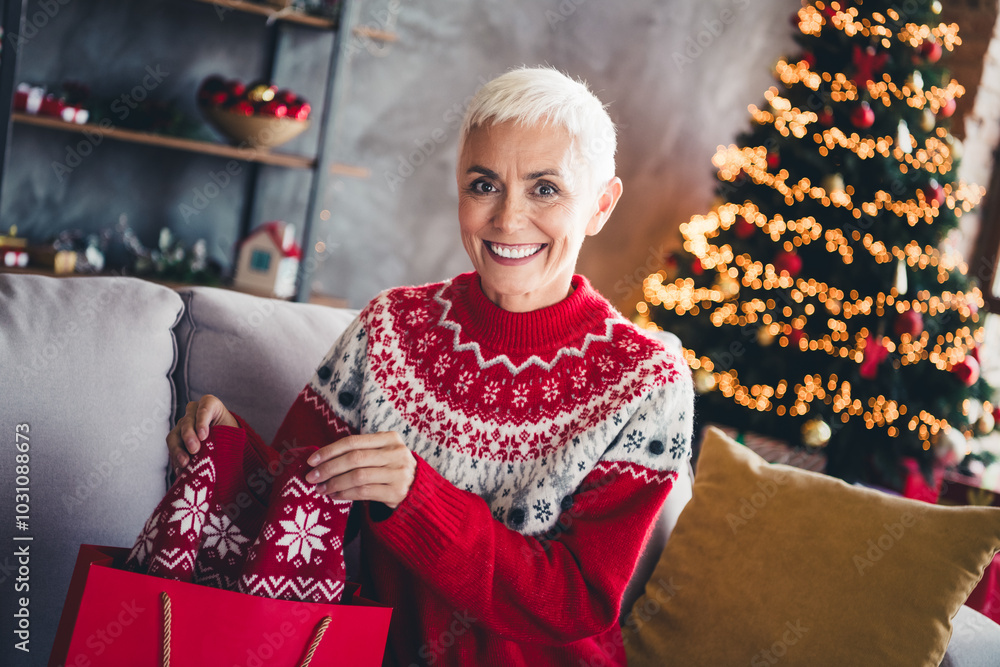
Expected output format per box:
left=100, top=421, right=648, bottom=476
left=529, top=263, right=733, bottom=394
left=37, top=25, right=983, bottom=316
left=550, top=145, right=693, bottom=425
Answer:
left=367, top=369, right=696, bottom=645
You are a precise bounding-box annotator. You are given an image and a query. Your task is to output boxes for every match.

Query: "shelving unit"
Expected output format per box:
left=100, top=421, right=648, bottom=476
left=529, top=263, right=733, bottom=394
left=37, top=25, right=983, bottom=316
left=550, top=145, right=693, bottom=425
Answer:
left=12, top=112, right=316, bottom=169
left=0, top=0, right=382, bottom=302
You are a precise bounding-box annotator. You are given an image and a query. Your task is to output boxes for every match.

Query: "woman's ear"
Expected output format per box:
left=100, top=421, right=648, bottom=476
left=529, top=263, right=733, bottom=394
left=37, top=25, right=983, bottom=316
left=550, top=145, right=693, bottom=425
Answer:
left=586, top=176, right=624, bottom=236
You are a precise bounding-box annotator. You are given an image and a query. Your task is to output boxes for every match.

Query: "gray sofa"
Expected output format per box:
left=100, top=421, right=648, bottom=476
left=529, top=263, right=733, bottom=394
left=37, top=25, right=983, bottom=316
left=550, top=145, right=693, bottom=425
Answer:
left=1, top=273, right=998, bottom=666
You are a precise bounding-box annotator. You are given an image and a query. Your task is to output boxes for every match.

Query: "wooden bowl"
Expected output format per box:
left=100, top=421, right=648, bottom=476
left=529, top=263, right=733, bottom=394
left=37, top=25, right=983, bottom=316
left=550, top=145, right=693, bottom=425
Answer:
left=202, top=107, right=309, bottom=149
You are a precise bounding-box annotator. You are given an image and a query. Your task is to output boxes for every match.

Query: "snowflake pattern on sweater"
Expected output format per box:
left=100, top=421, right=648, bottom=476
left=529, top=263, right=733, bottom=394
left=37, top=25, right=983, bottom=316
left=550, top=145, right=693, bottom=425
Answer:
left=303, top=272, right=693, bottom=537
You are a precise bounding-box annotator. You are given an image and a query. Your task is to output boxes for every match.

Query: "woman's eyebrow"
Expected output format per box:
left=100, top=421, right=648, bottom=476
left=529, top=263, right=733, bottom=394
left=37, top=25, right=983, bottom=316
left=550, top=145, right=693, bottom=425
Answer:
left=526, top=169, right=561, bottom=180
left=466, top=165, right=499, bottom=179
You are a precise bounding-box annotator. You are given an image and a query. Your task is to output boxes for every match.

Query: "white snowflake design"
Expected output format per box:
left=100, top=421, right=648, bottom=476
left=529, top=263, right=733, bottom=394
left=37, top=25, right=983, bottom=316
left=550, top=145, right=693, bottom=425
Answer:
left=167, top=485, right=209, bottom=535
left=276, top=507, right=331, bottom=564
left=455, top=370, right=475, bottom=394
left=434, top=355, right=452, bottom=376
left=416, top=331, right=438, bottom=355
left=571, top=369, right=588, bottom=390
left=129, top=512, right=160, bottom=565
left=541, top=379, right=560, bottom=402
left=406, top=307, right=429, bottom=325
left=512, top=386, right=529, bottom=408
left=482, top=381, right=501, bottom=404
left=201, top=512, right=250, bottom=559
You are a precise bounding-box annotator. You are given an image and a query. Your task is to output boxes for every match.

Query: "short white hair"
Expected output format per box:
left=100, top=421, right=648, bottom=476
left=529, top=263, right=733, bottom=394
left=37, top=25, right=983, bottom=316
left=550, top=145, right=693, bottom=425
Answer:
left=457, top=66, right=617, bottom=189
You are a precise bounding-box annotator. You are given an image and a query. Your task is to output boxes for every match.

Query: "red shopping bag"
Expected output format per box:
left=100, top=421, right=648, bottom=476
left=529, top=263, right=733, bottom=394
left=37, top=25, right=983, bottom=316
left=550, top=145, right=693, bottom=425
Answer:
left=49, top=545, right=391, bottom=667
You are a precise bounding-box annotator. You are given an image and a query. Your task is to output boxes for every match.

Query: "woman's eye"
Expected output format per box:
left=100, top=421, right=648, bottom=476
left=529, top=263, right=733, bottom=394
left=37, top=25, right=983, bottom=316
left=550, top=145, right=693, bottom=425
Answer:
left=535, top=183, right=558, bottom=197
left=471, top=180, right=496, bottom=194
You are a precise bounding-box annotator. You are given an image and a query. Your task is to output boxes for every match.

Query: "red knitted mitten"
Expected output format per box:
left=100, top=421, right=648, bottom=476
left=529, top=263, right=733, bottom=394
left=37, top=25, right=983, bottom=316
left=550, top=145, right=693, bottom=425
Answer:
left=238, top=447, right=351, bottom=603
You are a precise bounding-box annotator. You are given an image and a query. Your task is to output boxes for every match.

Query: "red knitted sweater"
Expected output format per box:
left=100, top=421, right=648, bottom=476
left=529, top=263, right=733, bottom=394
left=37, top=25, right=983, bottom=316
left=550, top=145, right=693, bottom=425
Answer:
left=233, top=271, right=694, bottom=666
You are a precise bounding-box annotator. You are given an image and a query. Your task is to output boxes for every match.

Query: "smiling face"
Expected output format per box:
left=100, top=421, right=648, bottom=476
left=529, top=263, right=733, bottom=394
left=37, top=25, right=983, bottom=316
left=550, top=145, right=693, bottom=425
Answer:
left=457, top=119, right=623, bottom=313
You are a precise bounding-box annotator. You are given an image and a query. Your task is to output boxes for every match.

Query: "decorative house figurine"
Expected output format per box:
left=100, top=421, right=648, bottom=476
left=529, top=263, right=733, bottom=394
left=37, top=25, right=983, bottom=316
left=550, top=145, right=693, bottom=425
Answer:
left=233, top=221, right=301, bottom=298
left=0, top=225, right=29, bottom=268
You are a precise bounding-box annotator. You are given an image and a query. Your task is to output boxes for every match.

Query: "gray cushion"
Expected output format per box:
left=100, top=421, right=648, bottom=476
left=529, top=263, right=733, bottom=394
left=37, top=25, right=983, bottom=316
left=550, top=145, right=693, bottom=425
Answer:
left=0, top=275, right=183, bottom=662
left=173, top=286, right=359, bottom=448
left=940, top=605, right=1000, bottom=667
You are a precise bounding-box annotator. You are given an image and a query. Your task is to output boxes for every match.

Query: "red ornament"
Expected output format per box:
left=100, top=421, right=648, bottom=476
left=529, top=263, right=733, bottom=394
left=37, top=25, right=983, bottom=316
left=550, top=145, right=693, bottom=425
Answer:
left=922, top=180, right=945, bottom=207
left=691, top=258, right=704, bottom=275
left=773, top=250, right=803, bottom=277
left=851, top=45, right=889, bottom=88
left=969, top=346, right=980, bottom=363
left=919, top=40, right=943, bottom=64
left=734, top=217, right=757, bottom=239
left=801, top=52, right=816, bottom=69
left=818, top=107, right=835, bottom=127
left=952, top=356, right=980, bottom=387
left=789, top=327, right=806, bottom=347
left=893, top=309, right=924, bottom=338
left=766, top=151, right=781, bottom=170
left=259, top=101, right=289, bottom=118
left=992, top=405, right=1000, bottom=425
left=939, top=97, right=956, bottom=118
left=851, top=101, right=875, bottom=129
left=860, top=335, right=890, bottom=380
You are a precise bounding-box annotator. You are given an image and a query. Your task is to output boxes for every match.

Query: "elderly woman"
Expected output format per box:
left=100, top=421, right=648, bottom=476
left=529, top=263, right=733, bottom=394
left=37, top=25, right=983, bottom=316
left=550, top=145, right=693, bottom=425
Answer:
left=167, top=67, right=694, bottom=666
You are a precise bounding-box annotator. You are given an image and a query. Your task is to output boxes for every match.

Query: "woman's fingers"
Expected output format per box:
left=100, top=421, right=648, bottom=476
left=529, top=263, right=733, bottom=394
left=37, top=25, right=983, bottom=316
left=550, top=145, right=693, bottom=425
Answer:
left=167, top=395, right=236, bottom=473
left=307, top=432, right=416, bottom=508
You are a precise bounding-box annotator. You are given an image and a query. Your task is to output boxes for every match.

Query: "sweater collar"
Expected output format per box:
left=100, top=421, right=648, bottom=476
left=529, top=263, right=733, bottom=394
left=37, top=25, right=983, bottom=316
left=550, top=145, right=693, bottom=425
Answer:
left=445, top=271, right=611, bottom=354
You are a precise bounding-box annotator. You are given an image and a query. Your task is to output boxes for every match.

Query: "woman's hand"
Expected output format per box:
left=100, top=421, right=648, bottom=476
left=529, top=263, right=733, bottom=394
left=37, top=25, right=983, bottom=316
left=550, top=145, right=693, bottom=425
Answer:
left=306, top=431, right=416, bottom=509
left=166, top=394, right=239, bottom=473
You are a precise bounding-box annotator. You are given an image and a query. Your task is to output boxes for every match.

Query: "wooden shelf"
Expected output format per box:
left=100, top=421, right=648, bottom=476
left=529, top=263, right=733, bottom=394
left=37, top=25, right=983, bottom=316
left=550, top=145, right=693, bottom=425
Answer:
left=189, top=0, right=337, bottom=29
left=13, top=113, right=316, bottom=169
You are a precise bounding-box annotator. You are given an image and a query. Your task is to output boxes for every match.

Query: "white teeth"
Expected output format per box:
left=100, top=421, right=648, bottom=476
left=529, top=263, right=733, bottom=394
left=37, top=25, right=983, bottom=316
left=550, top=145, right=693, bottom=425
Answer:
left=488, top=242, right=544, bottom=259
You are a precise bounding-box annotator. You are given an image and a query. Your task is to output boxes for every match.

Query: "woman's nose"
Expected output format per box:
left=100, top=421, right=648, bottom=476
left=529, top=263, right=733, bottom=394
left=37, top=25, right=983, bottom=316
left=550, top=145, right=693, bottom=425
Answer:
left=493, top=193, right=527, bottom=233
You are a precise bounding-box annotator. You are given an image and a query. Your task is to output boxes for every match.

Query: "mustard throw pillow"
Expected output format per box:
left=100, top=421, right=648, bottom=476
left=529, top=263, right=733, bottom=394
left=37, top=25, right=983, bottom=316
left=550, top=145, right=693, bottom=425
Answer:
left=623, top=426, right=1000, bottom=666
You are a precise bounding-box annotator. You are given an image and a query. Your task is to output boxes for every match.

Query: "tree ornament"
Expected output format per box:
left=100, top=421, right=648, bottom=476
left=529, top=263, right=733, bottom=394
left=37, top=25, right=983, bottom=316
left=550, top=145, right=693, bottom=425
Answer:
left=800, top=52, right=816, bottom=69
left=860, top=335, right=889, bottom=380
left=766, top=151, right=781, bottom=170
left=691, top=257, right=704, bottom=275
left=920, top=107, right=936, bottom=132
left=907, top=71, right=924, bottom=93
left=789, top=327, right=806, bottom=348
left=978, top=410, right=996, bottom=435
left=923, top=179, right=945, bottom=207
left=818, top=106, right=835, bottom=127
left=939, top=97, right=956, bottom=118
left=734, top=216, right=757, bottom=239
left=931, top=0, right=942, bottom=14
left=663, top=253, right=679, bottom=281
left=993, top=405, right=1000, bottom=427
left=801, top=418, right=832, bottom=448
left=893, top=309, right=923, bottom=338
left=693, top=368, right=717, bottom=394
left=897, top=120, right=913, bottom=154
left=851, top=101, right=875, bottom=129
left=918, top=39, right=943, bottom=64
left=757, top=326, right=776, bottom=347
left=894, top=257, right=908, bottom=295
left=952, top=356, right=980, bottom=387
left=851, top=45, right=888, bottom=87
left=934, top=427, right=968, bottom=464
left=773, top=250, right=803, bottom=277
left=822, top=173, right=846, bottom=194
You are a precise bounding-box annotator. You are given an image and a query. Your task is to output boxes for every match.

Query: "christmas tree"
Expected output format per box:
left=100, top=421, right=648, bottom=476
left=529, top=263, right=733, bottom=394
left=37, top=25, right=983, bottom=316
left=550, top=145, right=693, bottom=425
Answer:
left=640, top=0, right=994, bottom=487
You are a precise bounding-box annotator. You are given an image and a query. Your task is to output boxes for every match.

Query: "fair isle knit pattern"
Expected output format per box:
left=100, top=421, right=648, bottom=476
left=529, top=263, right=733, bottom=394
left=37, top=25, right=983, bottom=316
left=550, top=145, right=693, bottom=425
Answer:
left=247, top=271, right=695, bottom=666
left=308, top=272, right=692, bottom=537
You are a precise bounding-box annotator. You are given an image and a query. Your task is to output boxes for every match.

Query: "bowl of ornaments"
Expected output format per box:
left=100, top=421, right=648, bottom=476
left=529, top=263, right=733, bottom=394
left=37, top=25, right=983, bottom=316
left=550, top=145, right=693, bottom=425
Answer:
left=197, top=75, right=311, bottom=149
